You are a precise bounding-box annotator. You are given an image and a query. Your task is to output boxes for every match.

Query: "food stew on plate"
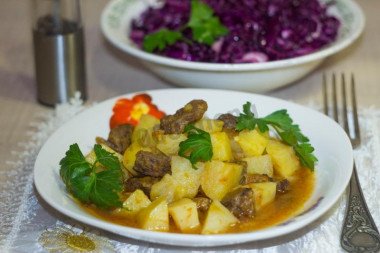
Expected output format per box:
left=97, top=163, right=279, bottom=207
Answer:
left=59, top=94, right=317, bottom=234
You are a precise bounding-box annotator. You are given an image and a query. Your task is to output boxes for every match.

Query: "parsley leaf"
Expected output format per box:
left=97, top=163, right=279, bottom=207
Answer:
left=71, top=169, right=123, bottom=209
left=94, top=144, right=121, bottom=171
left=143, top=29, right=183, bottom=52
left=59, top=143, right=123, bottom=209
left=235, top=102, right=264, bottom=131
left=142, top=0, right=229, bottom=52
left=294, top=143, right=318, bottom=170
left=59, top=143, right=91, bottom=188
left=236, top=102, right=318, bottom=171
left=178, top=124, right=213, bottom=169
left=71, top=173, right=95, bottom=203
left=185, top=0, right=229, bottom=45
left=263, top=110, right=309, bottom=144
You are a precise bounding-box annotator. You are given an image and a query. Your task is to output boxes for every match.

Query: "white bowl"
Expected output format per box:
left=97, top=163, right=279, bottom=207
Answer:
left=101, top=0, right=365, bottom=92
left=34, top=89, right=353, bottom=247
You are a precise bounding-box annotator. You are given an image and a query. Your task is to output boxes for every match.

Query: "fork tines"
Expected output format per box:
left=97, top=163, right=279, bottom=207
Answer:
left=322, top=73, right=361, bottom=148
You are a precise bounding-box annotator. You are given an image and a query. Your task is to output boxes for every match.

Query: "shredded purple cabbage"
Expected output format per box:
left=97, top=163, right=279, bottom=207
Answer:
left=130, top=0, right=340, bottom=63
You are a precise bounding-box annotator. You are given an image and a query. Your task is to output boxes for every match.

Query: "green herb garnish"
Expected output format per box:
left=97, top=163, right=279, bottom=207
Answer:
left=184, top=0, right=229, bottom=45
left=236, top=102, right=318, bottom=170
left=143, top=29, right=183, bottom=52
left=59, top=144, right=123, bottom=209
left=142, top=0, right=229, bottom=52
left=178, top=124, right=213, bottom=169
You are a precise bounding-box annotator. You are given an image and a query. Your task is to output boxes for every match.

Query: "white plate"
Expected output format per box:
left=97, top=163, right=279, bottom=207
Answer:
left=34, top=89, right=353, bottom=247
left=100, top=0, right=365, bottom=92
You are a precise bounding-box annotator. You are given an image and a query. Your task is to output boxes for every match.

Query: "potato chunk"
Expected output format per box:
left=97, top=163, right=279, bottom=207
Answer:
left=122, top=142, right=151, bottom=176
left=201, top=200, right=238, bottom=234
left=169, top=198, right=200, bottom=232
left=150, top=174, right=186, bottom=203
left=137, top=196, right=169, bottom=231
left=235, top=129, right=268, bottom=157
left=210, top=132, right=233, bottom=161
left=266, top=139, right=300, bottom=178
left=200, top=161, right=243, bottom=200
left=194, top=119, right=224, bottom=133
left=123, top=189, right=151, bottom=214
left=171, top=156, right=203, bottom=199
left=243, top=155, right=273, bottom=176
left=113, top=189, right=151, bottom=218
left=249, top=182, right=277, bottom=210
left=156, top=134, right=187, bottom=156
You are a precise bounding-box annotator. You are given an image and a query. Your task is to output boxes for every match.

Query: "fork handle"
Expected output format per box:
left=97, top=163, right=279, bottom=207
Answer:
left=341, top=163, right=380, bottom=252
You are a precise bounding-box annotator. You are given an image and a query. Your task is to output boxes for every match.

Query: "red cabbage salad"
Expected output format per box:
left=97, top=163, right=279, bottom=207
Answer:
left=130, top=0, right=340, bottom=63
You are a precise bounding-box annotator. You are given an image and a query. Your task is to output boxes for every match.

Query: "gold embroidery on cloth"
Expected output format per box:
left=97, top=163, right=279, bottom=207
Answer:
left=38, top=225, right=114, bottom=252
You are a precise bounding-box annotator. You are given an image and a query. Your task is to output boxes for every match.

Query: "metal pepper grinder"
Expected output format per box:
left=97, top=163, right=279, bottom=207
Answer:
left=32, top=0, right=87, bottom=106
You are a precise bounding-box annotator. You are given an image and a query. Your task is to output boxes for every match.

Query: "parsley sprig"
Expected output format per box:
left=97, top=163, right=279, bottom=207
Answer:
left=59, top=144, right=123, bottom=209
left=143, top=0, right=229, bottom=52
left=178, top=124, right=213, bottom=169
left=143, top=29, right=183, bottom=52
left=184, top=0, right=229, bottom=45
left=236, top=102, right=318, bottom=171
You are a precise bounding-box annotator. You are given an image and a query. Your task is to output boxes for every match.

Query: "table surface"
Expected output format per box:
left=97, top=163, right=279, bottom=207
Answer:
left=0, top=0, right=379, bottom=248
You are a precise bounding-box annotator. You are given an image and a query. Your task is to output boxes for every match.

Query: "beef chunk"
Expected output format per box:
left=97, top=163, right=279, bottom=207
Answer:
left=193, top=197, right=212, bottom=212
left=195, top=186, right=208, bottom=198
left=218, top=113, right=237, bottom=131
left=97, top=123, right=134, bottom=154
left=160, top=100, right=208, bottom=134
left=276, top=179, right=290, bottom=193
left=124, top=176, right=159, bottom=196
left=221, top=188, right=255, bottom=218
left=133, top=151, right=171, bottom=177
left=240, top=173, right=271, bottom=185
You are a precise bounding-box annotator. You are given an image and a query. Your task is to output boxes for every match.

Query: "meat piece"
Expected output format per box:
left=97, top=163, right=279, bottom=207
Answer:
left=108, top=123, right=134, bottom=153
left=160, top=100, right=208, bottom=134
left=195, top=186, right=208, bottom=198
left=193, top=197, right=212, bottom=212
left=218, top=113, right=237, bottom=131
left=276, top=179, right=290, bottom=193
left=133, top=151, right=171, bottom=177
left=221, top=187, right=255, bottom=218
left=98, top=123, right=134, bottom=154
left=124, top=176, right=159, bottom=196
left=240, top=173, right=271, bottom=185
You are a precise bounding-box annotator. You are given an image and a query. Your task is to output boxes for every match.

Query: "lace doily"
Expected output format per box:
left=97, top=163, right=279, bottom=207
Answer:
left=0, top=95, right=379, bottom=253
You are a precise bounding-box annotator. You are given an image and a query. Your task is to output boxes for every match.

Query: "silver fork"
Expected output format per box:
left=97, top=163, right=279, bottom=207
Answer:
left=323, top=73, right=380, bottom=253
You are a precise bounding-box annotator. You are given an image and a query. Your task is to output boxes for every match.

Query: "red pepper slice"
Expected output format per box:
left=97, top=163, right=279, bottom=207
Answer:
left=110, top=94, right=165, bottom=129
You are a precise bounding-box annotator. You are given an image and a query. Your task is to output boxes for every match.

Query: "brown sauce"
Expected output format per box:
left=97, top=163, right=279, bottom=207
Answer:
left=81, top=168, right=315, bottom=234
